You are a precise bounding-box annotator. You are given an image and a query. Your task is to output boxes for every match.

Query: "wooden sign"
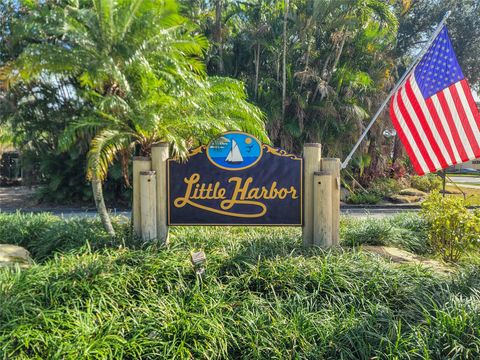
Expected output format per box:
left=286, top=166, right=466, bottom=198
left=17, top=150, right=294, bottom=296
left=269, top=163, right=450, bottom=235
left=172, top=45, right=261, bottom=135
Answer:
left=167, top=132, right=303, bottom=225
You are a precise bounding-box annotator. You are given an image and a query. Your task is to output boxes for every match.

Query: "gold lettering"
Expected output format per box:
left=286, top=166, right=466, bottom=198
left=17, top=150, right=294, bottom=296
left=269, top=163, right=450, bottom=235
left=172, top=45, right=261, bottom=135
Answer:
left=205, top=183, right=214, bottom=199
left=277, top=188, right=287, bottom=199
left=290, top=186, right=298, bottom=199
left=248, top=188, right=260, bottom=199
left=218, top=188, right=226, bottom=199
left=222, top=177, right=253, bottom=210
left=173, top=173, right=298, bottom=218
left=268, top=181, right=278, bottom=199
left=174, top=173, right=200, bottom=208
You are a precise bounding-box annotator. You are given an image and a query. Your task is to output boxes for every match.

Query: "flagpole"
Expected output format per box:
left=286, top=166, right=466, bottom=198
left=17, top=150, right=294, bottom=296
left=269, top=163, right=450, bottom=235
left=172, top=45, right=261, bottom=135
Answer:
left=341, top=10, right=452, bottom=169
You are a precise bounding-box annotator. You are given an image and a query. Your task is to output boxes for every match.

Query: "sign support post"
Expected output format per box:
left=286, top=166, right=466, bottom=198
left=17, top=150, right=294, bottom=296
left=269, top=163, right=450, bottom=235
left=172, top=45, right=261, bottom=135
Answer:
left=133, top=157, right=151, bottom=237
left=140, top=171, right=157, bottom=241
left=302, top=143, right=322, bottom=247
left=321, top=158, right=341, bottom=246
left=313, top=171, right=332, bottom=247
left=152, top=143, right=169, bottom=244
left=133, top=133, right=339, bottom=247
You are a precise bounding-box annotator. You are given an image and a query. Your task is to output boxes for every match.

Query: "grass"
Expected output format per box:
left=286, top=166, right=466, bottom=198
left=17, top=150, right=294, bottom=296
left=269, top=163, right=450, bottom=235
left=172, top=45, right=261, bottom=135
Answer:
left=445, top=185, right=480, bottom=206
left=0, top=213, right=479, bottom=359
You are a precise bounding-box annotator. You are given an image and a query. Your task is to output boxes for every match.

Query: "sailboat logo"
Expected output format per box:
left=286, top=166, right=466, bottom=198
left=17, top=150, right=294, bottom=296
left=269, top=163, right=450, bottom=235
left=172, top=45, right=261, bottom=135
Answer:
left=207, top=132, right=263, bottom=170
left=225, top=139, right=243, bottom=164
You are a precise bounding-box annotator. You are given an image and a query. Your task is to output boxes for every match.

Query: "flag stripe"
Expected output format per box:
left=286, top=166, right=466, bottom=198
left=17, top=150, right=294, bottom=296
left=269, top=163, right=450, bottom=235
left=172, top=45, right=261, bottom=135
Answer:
left=407, top=77, right=450, bottom=168
left=460, top=79, right=480, bottom=132
left=390, top=93, right=427, bottom=174
left=396, top=86, right=436, bottom=172
left=426, top=97, right=461, bottom=164
left=411, top=77, right=456, bottom=165
left=455, top=81, right=480, bottom=158
left=398, top=84, right=438, bottom=171
left=412, top=83, right=455, bottom=166
left=444, top=87, right=477, bottom=158
left=436, top=90, right=473, bottom=161
left=450, top=84, right=480, bottom=155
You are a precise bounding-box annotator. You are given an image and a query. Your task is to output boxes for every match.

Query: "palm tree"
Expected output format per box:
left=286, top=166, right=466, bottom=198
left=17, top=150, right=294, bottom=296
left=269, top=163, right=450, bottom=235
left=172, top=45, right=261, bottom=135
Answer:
left=281, top=0, right=289, bottom=123
left=11, top=0, right=266, bottom=235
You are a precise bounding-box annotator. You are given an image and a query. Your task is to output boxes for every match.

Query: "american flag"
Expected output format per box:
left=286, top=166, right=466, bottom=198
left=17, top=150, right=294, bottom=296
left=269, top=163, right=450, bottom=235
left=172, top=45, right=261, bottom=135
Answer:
left=389, top=26, right=480, bottom=175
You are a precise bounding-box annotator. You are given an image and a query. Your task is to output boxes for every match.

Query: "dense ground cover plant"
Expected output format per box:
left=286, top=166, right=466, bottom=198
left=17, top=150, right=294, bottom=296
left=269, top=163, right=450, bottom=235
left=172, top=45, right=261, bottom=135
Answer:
left=0, top=212, right=131, bottom=261
left=1, top=213, right=479, bottom=359
left=346, top=191, right=382, bottom=205
left=421, top=192, right=480, bottom=262
left=345, top=176, right=406, bottom=205
left=341, top=213, right=429, bottom=254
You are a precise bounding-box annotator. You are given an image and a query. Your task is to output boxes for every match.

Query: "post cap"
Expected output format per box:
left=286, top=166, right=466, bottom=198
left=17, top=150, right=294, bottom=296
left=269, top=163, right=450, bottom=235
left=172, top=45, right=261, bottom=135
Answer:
left=133, top=156, right=151, bottom=161
left=152, top=142, right=169, bottom=148
left=304, top=143, right=321, bottom=148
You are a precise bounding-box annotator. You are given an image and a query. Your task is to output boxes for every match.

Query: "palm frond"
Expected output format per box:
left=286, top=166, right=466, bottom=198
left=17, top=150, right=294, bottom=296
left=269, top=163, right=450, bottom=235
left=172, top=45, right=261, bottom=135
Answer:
left=58, top=117, right=106, bottom=152
left=87, top=129, right=131, bottom=180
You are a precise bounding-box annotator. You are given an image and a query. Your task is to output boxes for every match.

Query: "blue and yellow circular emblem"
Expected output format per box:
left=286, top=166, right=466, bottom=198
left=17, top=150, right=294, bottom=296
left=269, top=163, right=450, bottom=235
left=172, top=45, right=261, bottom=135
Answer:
left=207, top=132, right=262, bottom=171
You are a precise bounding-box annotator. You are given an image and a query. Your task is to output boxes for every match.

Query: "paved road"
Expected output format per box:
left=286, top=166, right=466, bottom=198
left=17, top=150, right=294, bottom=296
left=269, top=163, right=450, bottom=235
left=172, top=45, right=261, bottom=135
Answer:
left=448, top=175, right=480, bottom=186
left=341, top=207, right=419, bottom=218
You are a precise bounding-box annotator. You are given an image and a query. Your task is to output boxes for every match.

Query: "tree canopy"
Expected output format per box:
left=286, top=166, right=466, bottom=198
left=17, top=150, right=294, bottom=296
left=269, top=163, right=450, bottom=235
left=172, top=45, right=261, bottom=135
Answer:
left=1, top=0, right=268, bottom=233
left=1, top=0, right=480, bottom=202
left=179, top=0, right=480, bottom=179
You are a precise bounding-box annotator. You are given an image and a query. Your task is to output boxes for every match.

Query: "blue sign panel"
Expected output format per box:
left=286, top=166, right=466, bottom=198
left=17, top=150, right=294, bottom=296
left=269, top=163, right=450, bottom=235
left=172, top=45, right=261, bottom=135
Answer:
left=168, top=132, right=302, bottom=225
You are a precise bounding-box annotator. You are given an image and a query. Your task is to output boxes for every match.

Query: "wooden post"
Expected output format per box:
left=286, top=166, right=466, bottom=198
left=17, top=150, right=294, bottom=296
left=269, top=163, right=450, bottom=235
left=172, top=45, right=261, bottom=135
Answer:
left=140, top=171, right=157, bottom=241
left=133, top=157, right=151, bottom=237
left=152, top=143, right=169, bottom=244
left=321, top=158, right=341, bottom=246
left=302, top=143, right=322, bottom=247
left=313, top=171, right=332, bottom=247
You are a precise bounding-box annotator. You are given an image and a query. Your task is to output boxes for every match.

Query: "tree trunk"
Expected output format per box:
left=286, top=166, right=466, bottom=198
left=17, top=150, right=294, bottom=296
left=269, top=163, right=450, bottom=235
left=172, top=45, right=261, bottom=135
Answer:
left=282, top=0, right=289, bottom=121
left=299, top=40, right=311, bottom=92
left=215, top=0, right=224, bottom=74
left=254, top=42, right=260, bottom=100
left=392, top=135, right=404, bottom=165
left=326, top=31, right=346, bottom=83
left=276, top=54, right=280, bottom=82
left=91, top=175, right=116, bottom=237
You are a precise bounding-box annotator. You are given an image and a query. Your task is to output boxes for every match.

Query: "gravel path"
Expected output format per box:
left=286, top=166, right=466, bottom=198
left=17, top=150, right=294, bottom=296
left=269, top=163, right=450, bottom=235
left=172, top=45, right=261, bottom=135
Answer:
left=0, top=186, right=38, bottom=208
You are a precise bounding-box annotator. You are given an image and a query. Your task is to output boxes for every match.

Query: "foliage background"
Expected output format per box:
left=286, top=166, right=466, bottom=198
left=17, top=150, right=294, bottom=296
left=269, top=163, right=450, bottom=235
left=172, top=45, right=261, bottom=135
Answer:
left=1, top=0, right=480, bottom=203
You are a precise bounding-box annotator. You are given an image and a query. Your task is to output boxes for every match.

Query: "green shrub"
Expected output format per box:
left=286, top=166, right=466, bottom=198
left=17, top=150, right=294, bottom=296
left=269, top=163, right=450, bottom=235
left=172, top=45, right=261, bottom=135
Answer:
left=369, top=177, right=402, bottom=197
left=421, top=192, right=480, bottom=262
left=346, top=192, right=381, bottom=204
left=410, top=173, right=442, bottom=192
